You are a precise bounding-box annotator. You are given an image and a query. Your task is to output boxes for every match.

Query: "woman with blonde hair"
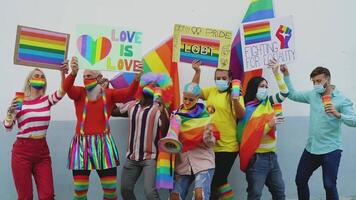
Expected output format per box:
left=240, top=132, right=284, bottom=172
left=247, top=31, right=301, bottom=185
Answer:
left=3, top=63, right=68, bottom=200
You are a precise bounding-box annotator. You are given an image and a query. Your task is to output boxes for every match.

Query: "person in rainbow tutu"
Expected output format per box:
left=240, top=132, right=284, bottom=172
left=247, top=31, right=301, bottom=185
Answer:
left=111, top=72, right=171, bottom=200
left=62, top=57, right=143, bottom=200
left=163, top=82, right=219, bottom=200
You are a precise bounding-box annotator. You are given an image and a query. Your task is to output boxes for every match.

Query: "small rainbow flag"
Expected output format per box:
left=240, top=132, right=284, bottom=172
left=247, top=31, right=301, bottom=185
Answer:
left=322, top=95, right=332, bottom=107
left=180, top=35, right=220, bottom=67
left=273, top=103, right=283, bottom=117
left=243, top=21, right=271, bottom=45
left=15, top=92, right=24, bottom=110
left=231, top=79, right=241, bottom=98
left=14, top=25, right=69, bottom=69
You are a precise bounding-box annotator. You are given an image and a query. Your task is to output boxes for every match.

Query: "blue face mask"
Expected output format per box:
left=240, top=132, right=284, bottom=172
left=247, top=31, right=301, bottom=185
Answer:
left=215, top=80, right=229, bottom=92
left=313, top=84, right=326, bottom=94
left=256, top=87, right=268, bottom=101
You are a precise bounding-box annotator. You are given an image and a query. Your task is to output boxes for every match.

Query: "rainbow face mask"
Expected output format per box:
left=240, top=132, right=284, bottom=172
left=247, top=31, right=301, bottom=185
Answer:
left=142, top=86, right=155, bottom=97
left=84, top=78, right=98, bottom=91
left=29, top=78, right=46, bottom=90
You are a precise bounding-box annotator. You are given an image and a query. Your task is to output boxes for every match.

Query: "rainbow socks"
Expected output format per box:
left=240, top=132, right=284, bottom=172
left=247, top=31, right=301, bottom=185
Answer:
left=100, top=176, right=117, bottom=200
left=218, top=183, right=234, bottom=200
left=73, top=175, right=89, bottom=200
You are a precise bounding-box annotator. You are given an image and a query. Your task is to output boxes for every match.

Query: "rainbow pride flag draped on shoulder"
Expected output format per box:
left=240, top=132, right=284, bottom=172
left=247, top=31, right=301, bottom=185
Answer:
left=237, top=99, right=275, bottom=172
left=156, top=103, right=219, bottom=189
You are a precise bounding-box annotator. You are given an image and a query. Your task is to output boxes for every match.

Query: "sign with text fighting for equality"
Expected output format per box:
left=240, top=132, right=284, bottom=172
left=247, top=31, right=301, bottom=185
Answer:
left=241, top=16, right=296, bottom=72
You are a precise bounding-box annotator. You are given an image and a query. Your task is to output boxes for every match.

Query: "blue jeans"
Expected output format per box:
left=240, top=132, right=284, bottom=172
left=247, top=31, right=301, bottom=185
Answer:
left=246, top=152, right=285, bottom=200
left=172, top=169, right=214, bottom=200
left=295, top=149, right=342, bottom=200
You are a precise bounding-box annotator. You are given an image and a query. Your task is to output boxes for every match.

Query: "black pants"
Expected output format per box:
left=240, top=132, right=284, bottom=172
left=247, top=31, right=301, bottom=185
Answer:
left=210, top=152, right=238, bottom=200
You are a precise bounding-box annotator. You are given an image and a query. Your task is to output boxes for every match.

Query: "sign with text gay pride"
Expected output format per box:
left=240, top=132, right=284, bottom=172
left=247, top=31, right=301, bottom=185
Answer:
left=240, top=16, right=296, bottom=72
left=173, top=24, right=232, bottom=70
left=76, top=24, right=142, bottom=72
left=14, top=25, right=70, bottom=70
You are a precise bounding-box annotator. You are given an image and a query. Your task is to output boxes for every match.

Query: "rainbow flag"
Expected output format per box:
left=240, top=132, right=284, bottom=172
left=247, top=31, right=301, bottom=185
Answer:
left=229, top=0, right=275, bottom=92
left=237, top=99, right=275, bottom=172
left=143, top=37, right=180, bottom=111
left=14, top=25, right=69, bottom=69
left=176, top=103, right=220, bottom=152
left=243, top=21, right=271, bottom=45
left=156, top=103, right=220, bottom=189
left=180, top=35, right=220, bottom=67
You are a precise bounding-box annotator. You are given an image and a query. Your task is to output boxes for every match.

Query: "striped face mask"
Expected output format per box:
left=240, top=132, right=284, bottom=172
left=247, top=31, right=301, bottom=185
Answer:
left=29, top=78, right=46, bottom=90
left=84, top=78, right=98, bottom=91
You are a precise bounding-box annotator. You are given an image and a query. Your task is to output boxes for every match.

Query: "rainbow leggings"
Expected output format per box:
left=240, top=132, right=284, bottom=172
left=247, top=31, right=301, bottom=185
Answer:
left=73, top=167, right=117, bottom=200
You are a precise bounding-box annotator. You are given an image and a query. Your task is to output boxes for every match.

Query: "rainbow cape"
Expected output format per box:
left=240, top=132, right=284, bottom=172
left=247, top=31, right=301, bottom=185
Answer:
left=156, top=103, right=219, bottom=189
left=175, top=103, right=220, bottom=152
left=237, top=99, right=275, bottom=172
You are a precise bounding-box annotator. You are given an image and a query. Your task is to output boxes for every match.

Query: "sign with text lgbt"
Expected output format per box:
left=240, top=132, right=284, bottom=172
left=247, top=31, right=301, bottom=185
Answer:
left=76, top=24, right=142, bottom=72
left=240, top=16, right=296, bottom=72
left=14, top=25, right=70, bottom=70
left=173, top=24, right=232, bottom=70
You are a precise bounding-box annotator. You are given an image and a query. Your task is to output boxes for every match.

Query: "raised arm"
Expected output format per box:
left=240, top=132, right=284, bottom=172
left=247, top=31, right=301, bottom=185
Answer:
left=111, top=62, right=143, bottom=103
left=192, top=60, right=202, bottom=84
left=48, top=60, right=69, bottom=106
left=62, top=57, right=82, bottom=100
left=280, top=64, right=311, bottom=104
left=267, top=61, right=289, bottom=105
left=232, top=97, right=245, bottom=120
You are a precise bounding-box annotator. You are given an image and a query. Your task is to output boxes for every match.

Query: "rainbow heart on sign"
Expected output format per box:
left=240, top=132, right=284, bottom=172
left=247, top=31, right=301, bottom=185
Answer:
left=77, top=35, right=112, bottom=65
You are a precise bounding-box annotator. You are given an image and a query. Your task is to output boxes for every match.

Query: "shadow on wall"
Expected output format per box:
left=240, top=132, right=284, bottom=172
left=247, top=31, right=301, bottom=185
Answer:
left=1, top=117, right=356, bottom=199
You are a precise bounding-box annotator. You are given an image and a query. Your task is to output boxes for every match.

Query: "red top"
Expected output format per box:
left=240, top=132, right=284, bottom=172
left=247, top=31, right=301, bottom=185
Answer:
left=62, top=74, right=139, bottom=135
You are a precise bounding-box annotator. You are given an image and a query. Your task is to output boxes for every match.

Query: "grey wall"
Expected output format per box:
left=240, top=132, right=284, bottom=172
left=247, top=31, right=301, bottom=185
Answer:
left=1, top=117, right=356, bottom=200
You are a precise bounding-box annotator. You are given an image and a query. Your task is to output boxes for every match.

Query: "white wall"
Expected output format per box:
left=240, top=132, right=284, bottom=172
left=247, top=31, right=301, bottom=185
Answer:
left=1, top=0, right=356, bottom=120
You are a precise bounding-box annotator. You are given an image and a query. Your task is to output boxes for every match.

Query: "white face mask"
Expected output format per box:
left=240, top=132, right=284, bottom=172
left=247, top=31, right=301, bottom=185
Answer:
left=313, top=83, right=326, bottom=94
left=256, top=87, right=268, bottom=101
left=215, top=80, right=229, bottom=92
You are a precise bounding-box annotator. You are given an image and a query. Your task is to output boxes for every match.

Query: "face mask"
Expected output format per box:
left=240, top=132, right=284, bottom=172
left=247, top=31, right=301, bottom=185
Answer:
left=29, top=78, right=46, bottom=90
left=256, top=87, right=268, bottom=101
left=313, top=83, right=326, bottom=94
left=84, top=78, right=98, bottom=91
left=142, top=86, right=154, bottom=97
left=215, top=80, right=229, bottom=92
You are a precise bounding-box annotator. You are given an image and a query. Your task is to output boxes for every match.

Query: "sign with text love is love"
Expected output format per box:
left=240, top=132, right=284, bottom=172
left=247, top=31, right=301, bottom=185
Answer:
left=76, top=24, right=142, bottom=72
left=240, top=16, right=296, bottom=71
left=173, top=24, right=232, bottom=70
left=240, top=16, right=296, bottom=72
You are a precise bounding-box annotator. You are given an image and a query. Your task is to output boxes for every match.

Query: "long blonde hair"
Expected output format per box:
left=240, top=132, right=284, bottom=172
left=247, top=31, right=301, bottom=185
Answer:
left=23, top=68, right=47, bottom=97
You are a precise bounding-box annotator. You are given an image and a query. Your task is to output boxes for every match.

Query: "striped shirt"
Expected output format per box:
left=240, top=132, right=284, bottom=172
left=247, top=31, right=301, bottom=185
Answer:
left=256, top=73, right=289, bottom=153
left=4, top=90, right=63, bottom=138
left=119, top=101, right=164, bottom=161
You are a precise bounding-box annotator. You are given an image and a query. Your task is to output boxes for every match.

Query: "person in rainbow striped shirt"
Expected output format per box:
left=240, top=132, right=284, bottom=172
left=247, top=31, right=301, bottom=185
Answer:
left=237, top=59, right=289, bottom=200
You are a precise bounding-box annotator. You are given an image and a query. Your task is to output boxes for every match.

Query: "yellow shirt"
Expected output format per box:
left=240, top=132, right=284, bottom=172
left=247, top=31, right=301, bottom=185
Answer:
left=201, top=87, right=245, bottom=152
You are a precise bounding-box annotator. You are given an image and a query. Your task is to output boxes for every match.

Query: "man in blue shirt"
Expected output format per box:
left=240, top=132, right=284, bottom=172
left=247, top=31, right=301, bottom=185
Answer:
left=280, top=64, right=356, bottom=200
